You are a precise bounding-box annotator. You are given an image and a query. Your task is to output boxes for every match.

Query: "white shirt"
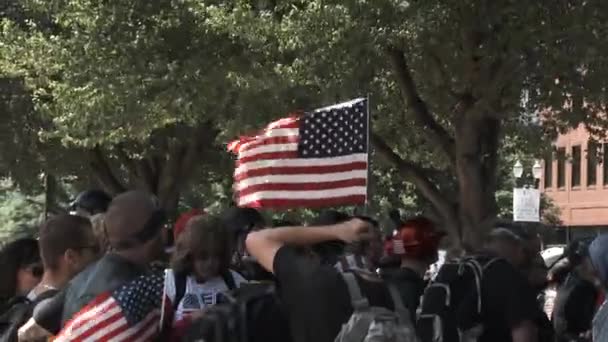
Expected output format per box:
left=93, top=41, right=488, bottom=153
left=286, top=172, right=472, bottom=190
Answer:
left=163, top=269, right=247, bottom=322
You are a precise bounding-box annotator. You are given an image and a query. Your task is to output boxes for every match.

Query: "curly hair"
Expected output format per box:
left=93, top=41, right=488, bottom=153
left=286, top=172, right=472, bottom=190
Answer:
left=170, top=215, right=233, bottom=277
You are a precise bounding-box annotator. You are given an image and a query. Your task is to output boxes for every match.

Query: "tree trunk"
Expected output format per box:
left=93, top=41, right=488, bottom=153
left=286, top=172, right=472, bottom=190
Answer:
left=454, top=116, right=500, bottom=250
left=378, top=47, right=503, bottom=251
left=87, top=123, right=218, bottom=219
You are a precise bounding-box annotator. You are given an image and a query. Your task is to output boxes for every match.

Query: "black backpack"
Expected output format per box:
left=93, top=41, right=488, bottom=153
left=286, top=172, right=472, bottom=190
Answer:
left=182, top=282, right=292, bottom=342
left=0, top=290, right=59, bottom=342
left=417, top=256, right=499, bottom=342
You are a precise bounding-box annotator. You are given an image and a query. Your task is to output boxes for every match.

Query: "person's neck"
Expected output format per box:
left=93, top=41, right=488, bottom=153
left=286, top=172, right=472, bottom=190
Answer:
left=37, top=271, right=66, bottom=291
left=400, top=259, right=428, bottom=277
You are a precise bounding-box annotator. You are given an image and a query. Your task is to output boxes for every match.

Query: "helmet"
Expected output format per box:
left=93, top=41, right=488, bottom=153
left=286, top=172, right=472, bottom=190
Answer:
left=70, top=190, right=112, bottom=215
left=392, top=217, right=445, bottom=259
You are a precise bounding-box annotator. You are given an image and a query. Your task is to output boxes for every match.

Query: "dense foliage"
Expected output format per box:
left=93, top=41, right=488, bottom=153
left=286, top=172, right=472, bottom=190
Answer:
left=2, top=0, right=604, bottom=246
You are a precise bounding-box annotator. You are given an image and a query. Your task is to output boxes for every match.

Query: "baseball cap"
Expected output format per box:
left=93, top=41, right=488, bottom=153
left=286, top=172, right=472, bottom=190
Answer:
left=392, top=217, right=445, bottom=259
left=69, top=190, right=112, bottom=215
left=173, top=209, right=204, bottom=240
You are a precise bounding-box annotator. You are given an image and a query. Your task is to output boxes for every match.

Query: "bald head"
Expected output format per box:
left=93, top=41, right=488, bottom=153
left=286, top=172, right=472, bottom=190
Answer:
left=104, top=191, right=161, bottom=249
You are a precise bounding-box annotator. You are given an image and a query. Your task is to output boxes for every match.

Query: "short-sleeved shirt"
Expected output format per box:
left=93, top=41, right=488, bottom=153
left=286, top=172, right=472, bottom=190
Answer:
left=162, top=269, right=247, bottom=342
left=273, top=246, right=394, bottom=342
left=163, top=269, right=247, bottom=322
left=479, top=258, right=540, bottom=342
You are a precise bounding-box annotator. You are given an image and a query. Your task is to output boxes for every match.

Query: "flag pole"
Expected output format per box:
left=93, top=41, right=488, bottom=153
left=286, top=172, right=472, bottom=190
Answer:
left=364, top=94, right=371, bottom=215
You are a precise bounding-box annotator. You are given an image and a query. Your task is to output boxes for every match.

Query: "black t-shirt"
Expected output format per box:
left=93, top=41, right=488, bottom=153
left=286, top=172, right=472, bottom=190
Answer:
left=273, top=246, right=394, bottom=342
left=479, top=258, right=539, bottom=342
left=553, top=272, right=598, bottom=341
left=380, top=267, right=425, bottom=319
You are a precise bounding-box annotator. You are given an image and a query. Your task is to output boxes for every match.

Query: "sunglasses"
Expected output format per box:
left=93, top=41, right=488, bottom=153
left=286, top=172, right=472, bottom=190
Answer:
left=75, top=244, right=101, bottom=255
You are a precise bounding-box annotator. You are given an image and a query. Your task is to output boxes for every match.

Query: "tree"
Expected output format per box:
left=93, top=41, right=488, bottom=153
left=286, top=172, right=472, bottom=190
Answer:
left=0, top=0, right=309, bottom=215
left=210, top=0, right=608, bottom=248
left=3, top=1, right=607, bottom=246
left=0, top=179, right=43, bottom=241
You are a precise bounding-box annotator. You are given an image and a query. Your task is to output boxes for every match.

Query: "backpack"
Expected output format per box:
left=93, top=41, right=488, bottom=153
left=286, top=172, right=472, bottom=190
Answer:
left=183, top=282, right=291, bottom=342
left=334, top=272, right=419, bottom=342
left=417, top=256, right=499, bottom=342
left=0, top=290, right=59, bottom=342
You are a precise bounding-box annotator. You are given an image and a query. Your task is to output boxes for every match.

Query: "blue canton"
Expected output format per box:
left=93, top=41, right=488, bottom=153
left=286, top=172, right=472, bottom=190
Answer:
left=299, top=99, right=368, bottom=158
left=111, top=268, right=164, bottom=326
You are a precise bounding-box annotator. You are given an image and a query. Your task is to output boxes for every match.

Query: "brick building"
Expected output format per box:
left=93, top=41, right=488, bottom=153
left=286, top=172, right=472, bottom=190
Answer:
left=541, top=125, right=608, bottom=239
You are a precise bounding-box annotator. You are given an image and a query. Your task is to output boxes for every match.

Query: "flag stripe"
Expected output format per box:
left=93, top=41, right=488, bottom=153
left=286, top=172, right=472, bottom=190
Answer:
left=229, top=99, right=368, bottom=209
left=240, top=195, right=367, bottom=208
left=237, top=151, right=299, bottom=165
left=228, top=119, right=299, bottom=153
left=134, top=313, right=161, bottom=342
left=237, top=178, right=367, bottom=197
left=238, top=143, right=299, bottom=159
left=235, top=170, right=367, bottom=191
left=63, top=295, right=116, bottom=332
left=266, top=117, right=299, bottom=130
left=238, top=186, right=367, bottom=205
left=235, top=153, right=367, bottom=176
left=119, top=311, right=159, bottom=342
left=82, top=314, right=128, bottom=342
left=237, top=128, right=299, bottom=153
left=234, top=161, right=368, bottom=181
left=66, top=301, right=122, bottom=340
left=238, top=135, right=300, bottom=153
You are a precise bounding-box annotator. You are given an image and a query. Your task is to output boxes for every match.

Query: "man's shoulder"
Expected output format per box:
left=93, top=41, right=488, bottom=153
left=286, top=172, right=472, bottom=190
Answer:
left=274, top=245, right=324, bottom=276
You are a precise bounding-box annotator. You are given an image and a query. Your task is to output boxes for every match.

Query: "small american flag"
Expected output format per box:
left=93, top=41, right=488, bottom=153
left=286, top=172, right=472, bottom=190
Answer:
left=54, top=271, right=164, bottom=342
left=228, top=98, right=369, bottom=209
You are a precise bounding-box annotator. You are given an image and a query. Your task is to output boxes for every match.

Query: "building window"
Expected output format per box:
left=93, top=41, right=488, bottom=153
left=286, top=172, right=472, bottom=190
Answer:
left=557, top=147, right=566, bottom=188
left=588, top=142, right=598, bottom=186
left=544, top=155, right=553, bottom=188
left=572, top=145, right=581, bottom=187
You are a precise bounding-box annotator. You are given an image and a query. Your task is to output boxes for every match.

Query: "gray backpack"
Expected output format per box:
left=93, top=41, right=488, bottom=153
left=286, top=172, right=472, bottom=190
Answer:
left=334, top=272, right=419, bottom=342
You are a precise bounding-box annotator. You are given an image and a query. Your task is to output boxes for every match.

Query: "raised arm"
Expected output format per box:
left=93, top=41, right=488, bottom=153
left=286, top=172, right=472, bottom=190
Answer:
left=245, top=218, right=371, bottom=274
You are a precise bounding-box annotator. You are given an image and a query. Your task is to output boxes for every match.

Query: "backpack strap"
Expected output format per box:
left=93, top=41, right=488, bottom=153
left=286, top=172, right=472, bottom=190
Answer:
left=461, top=256, right=501, bottom=314
left=341, top=272, right=370, bottom=310
left=173, top=272, right=187, bottom=311
left=221, top=270, right=237, bottom=291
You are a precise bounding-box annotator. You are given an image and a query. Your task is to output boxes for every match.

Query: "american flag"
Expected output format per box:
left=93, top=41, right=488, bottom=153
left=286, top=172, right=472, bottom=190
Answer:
left=54, top=271, right=164, bottom=342
left=228, top=98, right=369, bottom=208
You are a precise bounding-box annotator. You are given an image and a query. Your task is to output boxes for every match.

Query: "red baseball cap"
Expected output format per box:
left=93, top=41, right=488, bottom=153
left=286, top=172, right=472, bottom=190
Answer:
left=173, top=209, right=204, bottom=240
left=392, top=217, right=445, bottom=259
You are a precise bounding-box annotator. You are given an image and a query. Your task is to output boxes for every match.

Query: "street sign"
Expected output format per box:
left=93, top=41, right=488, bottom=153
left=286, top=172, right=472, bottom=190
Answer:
left=513, top=187, right=541, bottom=222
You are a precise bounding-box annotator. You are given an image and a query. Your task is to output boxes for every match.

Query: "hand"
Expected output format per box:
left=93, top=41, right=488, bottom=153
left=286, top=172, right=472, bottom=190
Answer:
left=334, top=218, right=372, bottom=243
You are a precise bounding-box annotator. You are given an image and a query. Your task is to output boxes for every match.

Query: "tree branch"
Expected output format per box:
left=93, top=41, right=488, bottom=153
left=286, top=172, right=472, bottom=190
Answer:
left=386, top=47, right=456, bottom=161
left=88, top=146, right=126, bottom=195
left=427, top=47, right=461, bottom=100
left=371, top=133, right=458, bottom=230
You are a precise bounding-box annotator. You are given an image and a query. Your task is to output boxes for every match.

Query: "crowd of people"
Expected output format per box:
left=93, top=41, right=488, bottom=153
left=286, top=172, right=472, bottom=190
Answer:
left=0, top=189, right=607, bottom=341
